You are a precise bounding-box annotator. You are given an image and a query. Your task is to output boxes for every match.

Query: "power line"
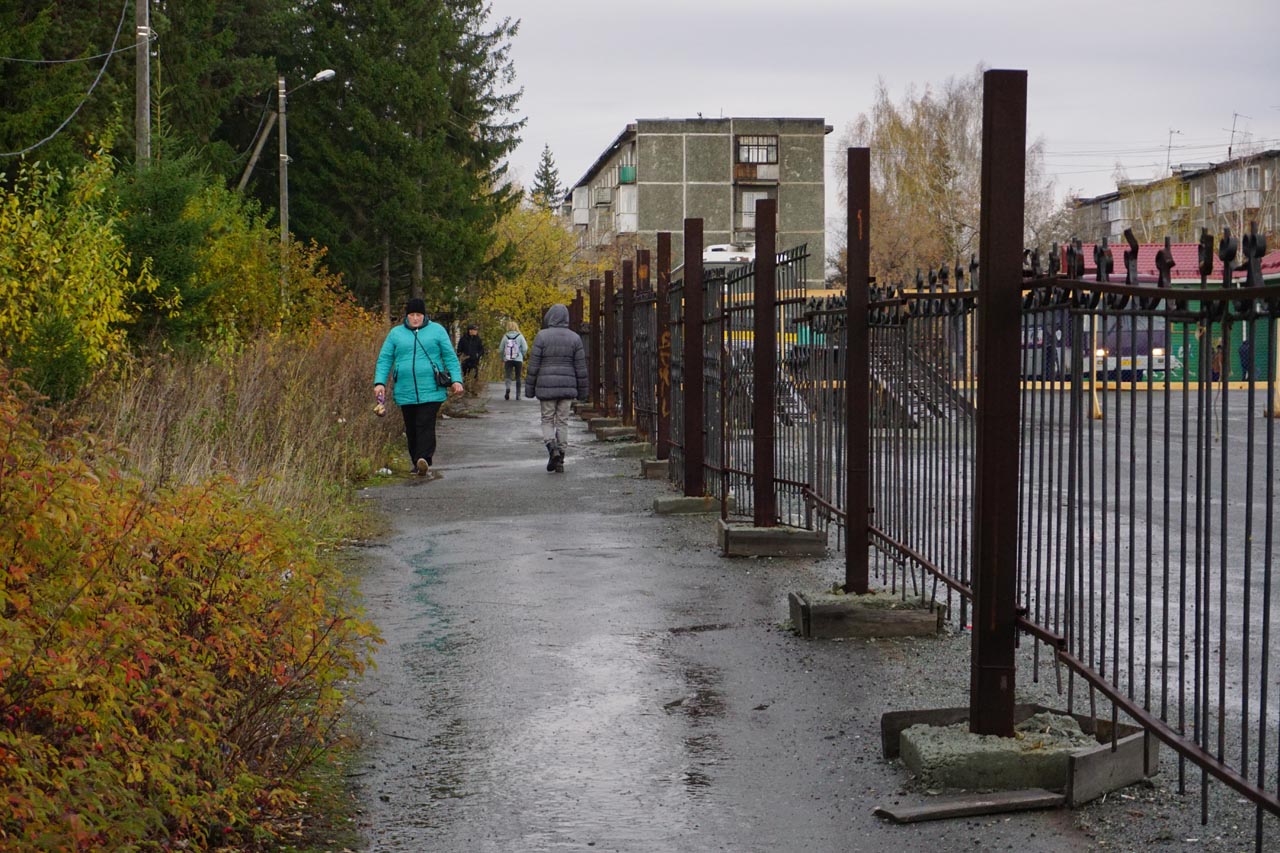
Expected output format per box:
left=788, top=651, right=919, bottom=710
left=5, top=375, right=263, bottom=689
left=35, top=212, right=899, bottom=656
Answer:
left=0, top=34, right=152, bottom=65
left=0, top=0, right=132, bottom=159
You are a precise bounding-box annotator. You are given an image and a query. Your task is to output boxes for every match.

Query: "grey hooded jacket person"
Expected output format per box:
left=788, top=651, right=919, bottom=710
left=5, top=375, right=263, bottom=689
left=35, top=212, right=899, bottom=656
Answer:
left=524, top=304, right=589, bottom=401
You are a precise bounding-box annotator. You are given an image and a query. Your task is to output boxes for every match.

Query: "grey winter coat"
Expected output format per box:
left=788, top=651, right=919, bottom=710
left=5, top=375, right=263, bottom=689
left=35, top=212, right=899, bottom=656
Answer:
left=524, top=304, right=589, bottom=401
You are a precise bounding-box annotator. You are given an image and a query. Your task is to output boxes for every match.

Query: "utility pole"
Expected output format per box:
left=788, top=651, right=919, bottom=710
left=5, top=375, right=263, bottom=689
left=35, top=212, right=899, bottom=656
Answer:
left=278, top=75, right=289, bottom=247
left=278, top=75, right=289, bottom=302
left=134, top=0, right=150, bottom=168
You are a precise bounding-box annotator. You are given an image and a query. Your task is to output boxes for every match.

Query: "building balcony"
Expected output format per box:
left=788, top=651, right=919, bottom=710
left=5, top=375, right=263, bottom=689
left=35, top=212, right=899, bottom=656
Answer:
left=734, top=163, right=779, bottom=184
left=1219, top=189, right=1262, bottom=214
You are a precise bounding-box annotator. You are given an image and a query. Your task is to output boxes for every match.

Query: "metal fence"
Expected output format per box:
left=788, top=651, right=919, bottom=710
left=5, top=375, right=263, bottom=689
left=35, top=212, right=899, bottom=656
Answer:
left=667, top=272, right=687, bottom=494
left=632, top=251, right=659, bottom=442
left=719, top=248, right=810, bottom=525
left=1015, top=275, right=1280, bottom=836
left=574, top=68, right=1280, bottom=849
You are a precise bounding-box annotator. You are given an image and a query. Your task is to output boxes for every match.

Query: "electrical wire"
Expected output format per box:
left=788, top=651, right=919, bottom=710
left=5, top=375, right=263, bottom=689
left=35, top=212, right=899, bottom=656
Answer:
left=0, top=34, right=152, bottom=65
left=0, top=0, right=132, bottom=159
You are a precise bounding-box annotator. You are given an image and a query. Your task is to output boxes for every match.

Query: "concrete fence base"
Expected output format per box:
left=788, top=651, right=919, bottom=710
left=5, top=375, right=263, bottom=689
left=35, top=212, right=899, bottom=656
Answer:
left=879, top=704, right=1160, bottom=808
left=788, top=590, right=944, bottom=639
left=717, top=519, right=826, bottom=558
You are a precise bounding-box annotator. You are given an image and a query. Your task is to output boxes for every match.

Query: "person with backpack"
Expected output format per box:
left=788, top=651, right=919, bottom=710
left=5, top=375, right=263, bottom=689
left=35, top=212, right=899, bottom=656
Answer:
left=372, top=298, right=463, bottom=476
left=499, top=321, right=529, bottom=400
left=524, top=304, right=589, bottom=473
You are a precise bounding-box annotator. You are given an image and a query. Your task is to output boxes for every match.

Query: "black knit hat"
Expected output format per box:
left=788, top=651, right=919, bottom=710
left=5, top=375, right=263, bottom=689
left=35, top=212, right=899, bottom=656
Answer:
left=405, top=297, right=426, bottom=315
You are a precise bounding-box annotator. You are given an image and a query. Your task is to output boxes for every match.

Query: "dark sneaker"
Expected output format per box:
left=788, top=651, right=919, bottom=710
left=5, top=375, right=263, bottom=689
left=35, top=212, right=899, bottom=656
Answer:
left=505, top=389, right=510, bottom=400
left=553, top=451, right=565, bottom=473
left=416, top=458, right=429, bottom=476
left=546, top=445, right=557, bottom=472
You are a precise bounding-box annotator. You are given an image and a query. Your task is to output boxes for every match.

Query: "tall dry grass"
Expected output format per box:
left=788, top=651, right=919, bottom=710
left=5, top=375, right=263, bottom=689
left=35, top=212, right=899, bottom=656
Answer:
left=74, top=312, right=402, bottom=540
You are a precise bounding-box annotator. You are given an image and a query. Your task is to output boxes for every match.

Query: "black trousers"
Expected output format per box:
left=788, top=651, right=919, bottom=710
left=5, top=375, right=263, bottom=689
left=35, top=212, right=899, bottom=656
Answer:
left=401, top=400, right=443, bottom=465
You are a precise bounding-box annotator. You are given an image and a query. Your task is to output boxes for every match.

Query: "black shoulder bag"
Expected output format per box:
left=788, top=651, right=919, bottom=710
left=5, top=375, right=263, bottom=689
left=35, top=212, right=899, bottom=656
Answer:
left=414, top=327, right=452, bottom=389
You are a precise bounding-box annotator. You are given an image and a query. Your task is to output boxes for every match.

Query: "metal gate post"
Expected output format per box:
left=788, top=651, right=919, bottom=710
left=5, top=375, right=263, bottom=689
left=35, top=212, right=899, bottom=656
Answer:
left=846, top=148, right=872, bottom=594
left=604, top=270, right=617, bottom=416
left=570, top=289, right=583, bottom=331
left=657, top=233, right=672, bottom=461
left=684, top=220, right=706, bottom=496
left=589, top=278, right=602, bottom=411
left=753, top=199, right=778, bottom=526
left=637, top=249, right=652, bottom=437
left=622, top=259, right=635, bottom=425
left=969, top=69, right=1027, bottom=738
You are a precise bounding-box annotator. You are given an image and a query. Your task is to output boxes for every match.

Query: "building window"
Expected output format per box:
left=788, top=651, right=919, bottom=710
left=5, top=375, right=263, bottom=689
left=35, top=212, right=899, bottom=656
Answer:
left=1173, top=184, right=1190, bottom=207
left=1193, top=184, right=1202, bottom=206
left=1246, top=166, right=1261, bottom=191
left=736, top=135, right=778, bottom=165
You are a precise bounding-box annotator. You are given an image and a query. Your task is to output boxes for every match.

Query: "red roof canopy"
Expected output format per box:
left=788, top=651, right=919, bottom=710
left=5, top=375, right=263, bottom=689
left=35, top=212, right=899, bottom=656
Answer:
left=1069, top=241, right=1280, bottom=282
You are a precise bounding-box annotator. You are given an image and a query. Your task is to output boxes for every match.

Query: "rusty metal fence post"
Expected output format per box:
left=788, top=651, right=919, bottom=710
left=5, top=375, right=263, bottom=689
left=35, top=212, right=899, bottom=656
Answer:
left=569, top=289, right=583, bottom=332
left=622, top=259, right=635, bottom=426
left=684, top=219, right=705, bottom=496
left=847, top=148, right=872, bottom=594
left=753, top=199, right=778, bottom=527
left=604, top=270, right=617, bottom=416
left=589, top=278, right=602, bottom=412
left=657, top=233, right=673, bottom=461
left=969, top=68, right=1027, bottom=738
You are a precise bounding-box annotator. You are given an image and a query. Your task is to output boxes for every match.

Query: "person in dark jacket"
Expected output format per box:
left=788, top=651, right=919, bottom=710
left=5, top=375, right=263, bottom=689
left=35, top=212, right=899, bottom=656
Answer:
left=457, top=324, right=486, bottom=393
left=373, top=298, right=463, bottom=476
left=524, top=304, right=589, bottom=473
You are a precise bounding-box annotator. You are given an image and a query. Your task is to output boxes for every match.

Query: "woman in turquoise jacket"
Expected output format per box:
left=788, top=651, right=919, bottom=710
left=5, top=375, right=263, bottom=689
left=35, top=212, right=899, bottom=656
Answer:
left=373, top=298, right=463, bottom=475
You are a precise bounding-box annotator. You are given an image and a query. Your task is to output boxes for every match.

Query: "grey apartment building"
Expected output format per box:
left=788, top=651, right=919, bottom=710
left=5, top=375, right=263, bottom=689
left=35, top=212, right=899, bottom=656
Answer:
left=564, top=117, right=831, bottom=290
left=1071, top=149, right=1280, bottom=246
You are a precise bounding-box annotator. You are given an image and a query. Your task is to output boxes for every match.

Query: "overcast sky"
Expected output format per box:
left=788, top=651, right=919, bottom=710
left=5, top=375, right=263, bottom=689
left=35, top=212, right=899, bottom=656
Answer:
left=488, top=0, right=1280, bottom=239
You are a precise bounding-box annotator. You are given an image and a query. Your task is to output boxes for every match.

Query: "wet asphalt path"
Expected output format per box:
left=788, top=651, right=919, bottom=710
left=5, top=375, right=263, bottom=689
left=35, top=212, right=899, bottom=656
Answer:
left=349, top=383, right=1089, bottom=852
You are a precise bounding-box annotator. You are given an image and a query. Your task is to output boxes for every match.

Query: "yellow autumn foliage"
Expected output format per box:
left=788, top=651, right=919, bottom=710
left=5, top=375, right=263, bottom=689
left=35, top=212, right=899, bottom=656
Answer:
left=0, top=155, right=160, bottom=396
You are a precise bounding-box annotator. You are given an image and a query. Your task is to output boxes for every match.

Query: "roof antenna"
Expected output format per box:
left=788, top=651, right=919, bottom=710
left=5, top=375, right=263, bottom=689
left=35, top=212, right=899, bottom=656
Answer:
left=1226, top=112, right=1253, bottom=160
left=1165, top=128, right=1181, bottom=173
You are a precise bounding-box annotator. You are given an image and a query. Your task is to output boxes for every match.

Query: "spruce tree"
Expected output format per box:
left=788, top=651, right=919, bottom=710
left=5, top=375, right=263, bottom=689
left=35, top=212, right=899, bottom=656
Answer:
left=529, top=144, right=562, bottom=210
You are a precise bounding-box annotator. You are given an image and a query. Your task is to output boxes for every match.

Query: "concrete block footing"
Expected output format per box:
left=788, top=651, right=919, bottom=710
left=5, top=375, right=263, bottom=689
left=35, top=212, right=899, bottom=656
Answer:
left=788, top=590, right=944, bottom=639
left=594, top=426, right=638, bottom=441
left=641, top=458, right=670, bottom=479
left=880, top=704, right=1160, bottom=807
left=717, top=519, right=826, bottom=557
left=653, top=495, right=722, bottom=515
left=587, top=417, right=621, bottom=430
left=607, top=441, right=652, bottom=458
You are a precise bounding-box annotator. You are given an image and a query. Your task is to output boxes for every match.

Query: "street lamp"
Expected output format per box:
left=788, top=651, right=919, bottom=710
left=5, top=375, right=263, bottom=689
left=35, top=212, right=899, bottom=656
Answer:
left=279, top=68, right=336, bottom=246
left=277, top=68, right=335, bottom=302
